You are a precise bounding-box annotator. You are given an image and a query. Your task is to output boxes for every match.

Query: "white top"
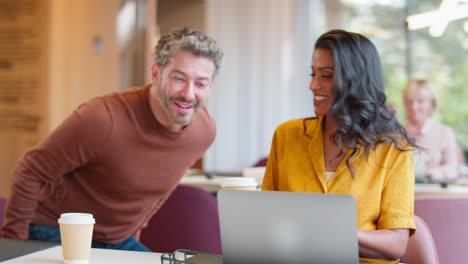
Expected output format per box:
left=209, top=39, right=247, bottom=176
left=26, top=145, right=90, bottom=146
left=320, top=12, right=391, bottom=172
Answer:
left=325, top=171, right=334, bottom=182
left=404, top=119, right=458, bottom=182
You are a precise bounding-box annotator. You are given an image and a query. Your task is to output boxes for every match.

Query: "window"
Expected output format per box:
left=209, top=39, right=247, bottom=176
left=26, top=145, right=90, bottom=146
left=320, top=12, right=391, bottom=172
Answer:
left=321, top=0, right=468, bottom=151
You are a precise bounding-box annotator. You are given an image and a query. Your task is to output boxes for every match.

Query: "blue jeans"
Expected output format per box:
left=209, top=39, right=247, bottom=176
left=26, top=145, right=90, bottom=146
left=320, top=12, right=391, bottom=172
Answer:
left=29, top=224, right=151, bottom=252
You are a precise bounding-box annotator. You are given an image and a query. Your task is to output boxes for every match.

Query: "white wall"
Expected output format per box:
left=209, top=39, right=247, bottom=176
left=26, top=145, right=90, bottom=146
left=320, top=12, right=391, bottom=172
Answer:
left=204, top=0, right=322, bottom=172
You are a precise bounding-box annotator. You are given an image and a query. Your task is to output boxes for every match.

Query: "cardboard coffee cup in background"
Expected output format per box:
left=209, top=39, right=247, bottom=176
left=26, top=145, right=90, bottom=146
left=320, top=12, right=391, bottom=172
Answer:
left=58, top=213, right=95, bottom=264
left=221, top=177, right=258, bottom=191
left=242, top=167, right=266, bottom=186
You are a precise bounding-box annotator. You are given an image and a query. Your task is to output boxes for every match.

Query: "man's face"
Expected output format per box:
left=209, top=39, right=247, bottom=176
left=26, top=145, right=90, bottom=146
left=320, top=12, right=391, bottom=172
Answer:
left=151, top=50, right=215, bottom=131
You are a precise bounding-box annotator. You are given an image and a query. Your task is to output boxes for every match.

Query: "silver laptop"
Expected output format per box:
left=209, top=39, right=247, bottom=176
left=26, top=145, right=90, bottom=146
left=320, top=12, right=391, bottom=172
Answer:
left=217, top=190, right=359, bottom=264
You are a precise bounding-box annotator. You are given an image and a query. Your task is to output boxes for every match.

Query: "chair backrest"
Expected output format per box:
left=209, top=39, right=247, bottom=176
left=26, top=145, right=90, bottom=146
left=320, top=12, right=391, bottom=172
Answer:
left=400, top=215, right=439, bottom=264
left=0, top=197, right=7, bottom=238
left=414, top=195, right=468, bottom=264
left=139, top=185, right=221, bottom=254
left=253, top=157, right=268, bottom=167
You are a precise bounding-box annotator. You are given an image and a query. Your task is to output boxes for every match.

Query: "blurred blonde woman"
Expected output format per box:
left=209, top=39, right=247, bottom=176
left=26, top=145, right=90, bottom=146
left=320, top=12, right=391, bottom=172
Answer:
left=403, top=78, right=458, bottom=182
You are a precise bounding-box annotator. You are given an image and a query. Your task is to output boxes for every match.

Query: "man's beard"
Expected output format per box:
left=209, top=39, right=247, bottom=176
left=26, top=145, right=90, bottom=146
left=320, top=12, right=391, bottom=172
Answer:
left=156, top=80, right=203, bottom=127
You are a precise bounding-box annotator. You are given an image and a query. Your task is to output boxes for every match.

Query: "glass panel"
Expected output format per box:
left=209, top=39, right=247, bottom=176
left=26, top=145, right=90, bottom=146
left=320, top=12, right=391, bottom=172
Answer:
left=319, top=0, right=467, bottom=152
left=320, top=0, right=408, bottom=116
left=407, top=0, right=468, bottom=151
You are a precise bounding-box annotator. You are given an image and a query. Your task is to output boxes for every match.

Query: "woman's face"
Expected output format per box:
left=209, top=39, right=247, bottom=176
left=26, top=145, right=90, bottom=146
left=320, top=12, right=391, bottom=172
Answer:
left=309, top=48, right=335, bottom=117
left=404, top=89, right=434, bottom=126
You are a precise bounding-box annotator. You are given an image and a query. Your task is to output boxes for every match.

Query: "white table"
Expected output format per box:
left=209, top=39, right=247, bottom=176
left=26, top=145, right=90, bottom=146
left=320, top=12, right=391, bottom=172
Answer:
left=2, top=246, right=163, bottom=264
left=180, top=168, right=265, bottom=193
left=415, top=183, right=468, bottom=196
left=182, top=175, right=468, bottom=196
left=179, top=175, right=226, bottom=193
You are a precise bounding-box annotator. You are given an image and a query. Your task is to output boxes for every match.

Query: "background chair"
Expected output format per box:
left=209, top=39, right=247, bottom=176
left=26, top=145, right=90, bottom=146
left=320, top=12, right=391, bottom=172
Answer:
left=139, top=185, right=222, bottom=254
left=252, top=157, right=268, bottom=167
left=0, top=197, right=7, bottom=238
left=414, top=196, right=468, bottom=264
left=400, top=215, right=439, bottom=264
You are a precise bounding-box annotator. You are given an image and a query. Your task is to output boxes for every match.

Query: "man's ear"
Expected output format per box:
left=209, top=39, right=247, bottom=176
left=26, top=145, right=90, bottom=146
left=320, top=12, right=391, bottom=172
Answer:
left=151, top=63, right=160, bottom=82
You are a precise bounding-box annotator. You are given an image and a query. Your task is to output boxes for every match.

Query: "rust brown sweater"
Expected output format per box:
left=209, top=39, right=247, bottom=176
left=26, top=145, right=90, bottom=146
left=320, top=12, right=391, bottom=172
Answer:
left=2, top=84, right=216, bottom=244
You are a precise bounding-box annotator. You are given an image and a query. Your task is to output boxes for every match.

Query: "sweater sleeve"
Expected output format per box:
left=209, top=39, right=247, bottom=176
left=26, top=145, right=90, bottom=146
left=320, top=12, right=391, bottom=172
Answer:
left=2, top=98, right=113, bottom=239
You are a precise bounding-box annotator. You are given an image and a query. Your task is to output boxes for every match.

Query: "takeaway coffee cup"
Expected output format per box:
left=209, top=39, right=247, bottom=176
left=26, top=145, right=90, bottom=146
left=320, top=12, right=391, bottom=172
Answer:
left=242, top=167, right=266, bottom=186
left=221, top=177, right=258, bottom=191
left=58, top=213, right=95, bottom=264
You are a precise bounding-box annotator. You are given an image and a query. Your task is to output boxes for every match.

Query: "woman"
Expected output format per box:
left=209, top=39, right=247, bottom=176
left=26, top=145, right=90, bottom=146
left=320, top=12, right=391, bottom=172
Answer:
left=403, top=78, right=458, bottom=182
left=262, top=29, right=416, bottom=264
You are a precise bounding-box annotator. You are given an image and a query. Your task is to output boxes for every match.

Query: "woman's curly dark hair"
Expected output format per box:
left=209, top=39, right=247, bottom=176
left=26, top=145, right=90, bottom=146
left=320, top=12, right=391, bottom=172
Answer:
left=307, top=29, right=416, bottom=176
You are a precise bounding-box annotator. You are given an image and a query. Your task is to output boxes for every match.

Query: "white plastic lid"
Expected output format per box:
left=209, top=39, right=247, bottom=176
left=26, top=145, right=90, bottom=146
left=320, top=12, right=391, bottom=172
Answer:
left=221, top=177, right=258, bottom=187
left=58, top=213, right=95, bottom=225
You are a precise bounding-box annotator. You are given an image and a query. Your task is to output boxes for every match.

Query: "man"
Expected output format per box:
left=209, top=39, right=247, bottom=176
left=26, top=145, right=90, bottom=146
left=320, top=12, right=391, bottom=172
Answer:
left=1, top=27, right=223, bottom=251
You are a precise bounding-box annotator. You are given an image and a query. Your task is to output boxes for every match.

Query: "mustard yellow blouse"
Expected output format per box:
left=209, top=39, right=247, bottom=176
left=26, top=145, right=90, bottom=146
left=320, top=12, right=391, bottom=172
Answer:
left=262, top=117, right=416, bottom=264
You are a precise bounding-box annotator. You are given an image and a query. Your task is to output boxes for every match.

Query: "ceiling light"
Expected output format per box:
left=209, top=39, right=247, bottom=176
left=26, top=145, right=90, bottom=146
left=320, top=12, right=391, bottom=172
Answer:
left=407, top=0, right=468, bottom=37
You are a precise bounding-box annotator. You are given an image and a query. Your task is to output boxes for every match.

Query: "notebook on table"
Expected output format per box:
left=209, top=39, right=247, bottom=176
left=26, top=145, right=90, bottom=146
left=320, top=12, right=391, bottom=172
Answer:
left=217, top=190, right=359, bottom=264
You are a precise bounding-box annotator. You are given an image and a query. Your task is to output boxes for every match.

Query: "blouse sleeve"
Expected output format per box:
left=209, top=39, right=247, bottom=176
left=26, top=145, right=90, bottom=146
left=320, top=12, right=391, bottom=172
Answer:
left=378, top=146, right=416, bottom=235
left=262, top=129, right=280, bottom=191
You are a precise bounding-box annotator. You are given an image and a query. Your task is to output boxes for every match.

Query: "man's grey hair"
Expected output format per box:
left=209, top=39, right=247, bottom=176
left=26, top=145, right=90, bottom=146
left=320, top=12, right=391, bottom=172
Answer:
left=154, top=27, right=223, bottom=75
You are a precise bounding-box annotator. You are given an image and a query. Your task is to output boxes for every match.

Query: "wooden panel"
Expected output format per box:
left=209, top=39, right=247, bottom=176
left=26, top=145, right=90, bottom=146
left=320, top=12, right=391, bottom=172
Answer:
left=0, top=0, right=122, bottom=196
left=0, top=0, right=49, bottom=196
